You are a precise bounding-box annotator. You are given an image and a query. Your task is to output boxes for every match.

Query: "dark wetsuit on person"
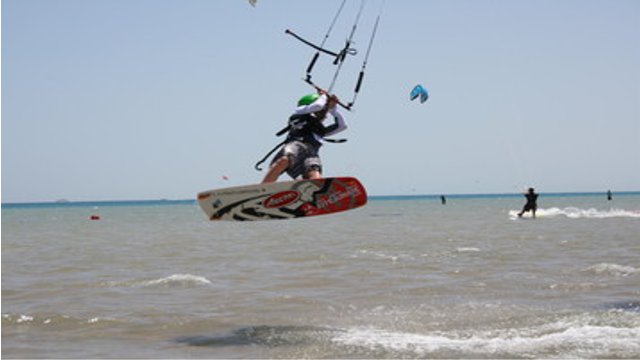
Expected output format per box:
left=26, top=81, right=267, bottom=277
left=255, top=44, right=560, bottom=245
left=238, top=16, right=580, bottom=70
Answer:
left=518, top=188, right=539, bottom=218
left=271, top=94, right=346, bottom=179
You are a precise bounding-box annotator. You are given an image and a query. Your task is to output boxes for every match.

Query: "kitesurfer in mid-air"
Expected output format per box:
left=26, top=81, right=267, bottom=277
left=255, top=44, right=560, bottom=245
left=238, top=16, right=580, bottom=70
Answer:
left=518, top=187, right=539, bottom=218
left=261, top=90, right=346, bottom=183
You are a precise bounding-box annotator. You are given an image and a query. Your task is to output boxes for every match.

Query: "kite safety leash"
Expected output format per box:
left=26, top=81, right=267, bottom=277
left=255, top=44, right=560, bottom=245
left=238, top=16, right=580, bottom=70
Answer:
left=253, top=135, right=346, bottom=172
left=254, top=139, right=287, bottom=171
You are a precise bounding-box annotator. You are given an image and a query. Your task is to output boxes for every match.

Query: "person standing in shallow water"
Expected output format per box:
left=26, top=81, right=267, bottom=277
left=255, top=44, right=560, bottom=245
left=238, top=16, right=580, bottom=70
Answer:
left=518, top=187, right=539, bottom=218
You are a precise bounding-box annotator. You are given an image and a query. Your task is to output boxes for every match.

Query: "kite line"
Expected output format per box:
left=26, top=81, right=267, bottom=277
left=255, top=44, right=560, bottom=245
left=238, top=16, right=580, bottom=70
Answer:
left=285, top=0, right=384, bottom=111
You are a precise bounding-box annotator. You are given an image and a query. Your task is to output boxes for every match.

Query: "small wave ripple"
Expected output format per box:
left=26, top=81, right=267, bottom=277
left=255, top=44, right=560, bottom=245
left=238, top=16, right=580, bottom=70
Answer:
left=102, top=274, right=212, bottom=288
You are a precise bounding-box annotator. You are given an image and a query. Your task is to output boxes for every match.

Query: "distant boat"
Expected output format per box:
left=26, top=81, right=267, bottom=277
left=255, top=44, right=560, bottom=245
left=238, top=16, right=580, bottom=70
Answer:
left=55, top=199, right=70, bottom=203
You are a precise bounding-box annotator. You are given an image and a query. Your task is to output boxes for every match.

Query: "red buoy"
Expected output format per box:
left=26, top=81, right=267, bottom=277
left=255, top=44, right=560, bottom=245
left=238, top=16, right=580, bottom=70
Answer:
left=90, top=215, right=101, bottom=220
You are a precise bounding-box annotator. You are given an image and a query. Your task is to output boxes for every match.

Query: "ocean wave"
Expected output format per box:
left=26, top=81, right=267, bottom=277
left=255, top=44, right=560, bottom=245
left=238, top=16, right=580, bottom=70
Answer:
left=102, top=274, right=212, bottom=288
left=456, top=247, right=481, bottom=253
left=2, top=313, right=118, bottom=327
left=351, top=249, right=413, bottom=263
left=584, top=263, right=639, bottom=277
left=509, top=207, right=640, bottom=219
left=142, top=274, right=212, bottom=287
left=332, top=318, right=640, bottom=358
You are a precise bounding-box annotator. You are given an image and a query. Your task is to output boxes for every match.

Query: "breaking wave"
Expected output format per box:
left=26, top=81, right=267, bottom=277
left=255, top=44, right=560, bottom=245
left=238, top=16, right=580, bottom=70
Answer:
left=509, top=207, right=640, bottom=220
left=332, top=317, right=640, bottom=358
left=2, top=313, right=120, bottom=327
left=102, top=274, right=212, bottom=288
left=173, top=311, right=640, bottom=358
left=584, top=263, right=639, bottom=277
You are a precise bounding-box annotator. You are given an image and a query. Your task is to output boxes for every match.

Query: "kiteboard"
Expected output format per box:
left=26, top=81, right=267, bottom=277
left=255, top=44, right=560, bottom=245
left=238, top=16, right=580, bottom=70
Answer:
left=197, top=177, right=367, bottom=221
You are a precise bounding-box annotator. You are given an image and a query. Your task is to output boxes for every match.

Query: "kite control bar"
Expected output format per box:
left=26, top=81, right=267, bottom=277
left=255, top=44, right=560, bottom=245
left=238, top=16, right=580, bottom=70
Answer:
left=285, top=0, right=382, bottom=111
left=285, top=29, right=340, bottom=58
left=306, top=81, right=353, bottom=111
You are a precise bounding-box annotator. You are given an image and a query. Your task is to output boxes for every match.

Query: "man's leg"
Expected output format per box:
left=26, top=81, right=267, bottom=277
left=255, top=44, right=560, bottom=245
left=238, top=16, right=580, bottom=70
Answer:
left=262, top=157, right=289, bottom=183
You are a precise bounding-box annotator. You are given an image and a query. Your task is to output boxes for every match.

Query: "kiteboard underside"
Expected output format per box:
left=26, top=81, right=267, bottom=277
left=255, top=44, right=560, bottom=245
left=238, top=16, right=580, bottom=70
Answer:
left=197, top=177, right=367, bottom=221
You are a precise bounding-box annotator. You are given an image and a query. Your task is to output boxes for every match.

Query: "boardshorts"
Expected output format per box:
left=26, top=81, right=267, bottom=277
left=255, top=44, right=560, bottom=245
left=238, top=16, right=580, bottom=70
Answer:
left=272, top=140, right=322, bottom=179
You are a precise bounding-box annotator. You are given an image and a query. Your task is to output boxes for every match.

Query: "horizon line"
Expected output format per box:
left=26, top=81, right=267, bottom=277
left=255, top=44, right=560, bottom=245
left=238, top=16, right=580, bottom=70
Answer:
left=2, top=190, right=639, bottom=207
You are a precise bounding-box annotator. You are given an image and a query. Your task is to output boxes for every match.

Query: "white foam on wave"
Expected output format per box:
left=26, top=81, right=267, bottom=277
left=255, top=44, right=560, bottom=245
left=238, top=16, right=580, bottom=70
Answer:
left=332, top=320, right=640, bottom=357
left=456, top=247, right=481, bottom=253
left=103, top=274, right=212, bottom=288
left=509, top=207, right=640, bottom=220
left=16, top=314, right=34, bottom=323
left=585, top=263, right=639, bottom=277
left=3, top=313, right=117, bottom=326
left=352, top=249, right=412, bottom=263
left=141, top=274, right=212, bottom=287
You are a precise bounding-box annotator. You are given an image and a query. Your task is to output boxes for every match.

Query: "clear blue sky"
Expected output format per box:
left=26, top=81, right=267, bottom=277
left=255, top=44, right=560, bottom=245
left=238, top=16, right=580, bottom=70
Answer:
left=2, top=0, right=639, bottom=202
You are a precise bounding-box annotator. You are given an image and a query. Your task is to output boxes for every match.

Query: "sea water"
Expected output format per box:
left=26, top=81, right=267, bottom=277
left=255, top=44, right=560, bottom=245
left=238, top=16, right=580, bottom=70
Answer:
left=2, top=193, right=640, bottom=358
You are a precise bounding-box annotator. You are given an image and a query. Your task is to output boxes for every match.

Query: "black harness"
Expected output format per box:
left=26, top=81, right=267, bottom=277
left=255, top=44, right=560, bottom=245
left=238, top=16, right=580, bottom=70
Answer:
left=254, top=113, right=346, bottom=171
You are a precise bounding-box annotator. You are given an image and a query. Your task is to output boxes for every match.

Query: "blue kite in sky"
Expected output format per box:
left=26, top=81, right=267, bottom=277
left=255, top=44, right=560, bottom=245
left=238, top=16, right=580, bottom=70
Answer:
left=410, top=84, right=429, bottom=103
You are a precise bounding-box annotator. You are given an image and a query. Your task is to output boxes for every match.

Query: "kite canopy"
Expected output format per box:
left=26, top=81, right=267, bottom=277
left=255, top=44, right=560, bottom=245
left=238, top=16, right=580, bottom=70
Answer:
left=410, top=84, right=429, bottom=103
left=248, top=0, right=257, bottom=7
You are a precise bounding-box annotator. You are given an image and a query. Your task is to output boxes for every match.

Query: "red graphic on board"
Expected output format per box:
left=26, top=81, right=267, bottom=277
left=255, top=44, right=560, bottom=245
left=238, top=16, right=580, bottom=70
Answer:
left=301, top=178, right=367, bottom=217
left=264, top=190, right=301, bottom=208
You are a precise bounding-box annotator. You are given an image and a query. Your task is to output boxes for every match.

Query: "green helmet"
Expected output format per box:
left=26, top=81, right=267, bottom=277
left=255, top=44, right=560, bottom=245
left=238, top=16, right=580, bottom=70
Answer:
left=297, top=93, right=320, bottom=106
